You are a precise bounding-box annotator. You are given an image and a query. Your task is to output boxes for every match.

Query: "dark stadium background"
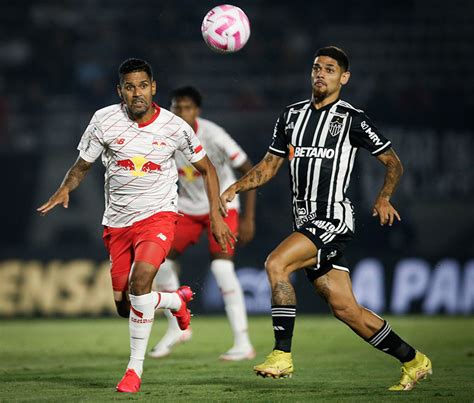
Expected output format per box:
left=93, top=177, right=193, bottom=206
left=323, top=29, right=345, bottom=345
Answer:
left=0, top=0, right=473, bottom=317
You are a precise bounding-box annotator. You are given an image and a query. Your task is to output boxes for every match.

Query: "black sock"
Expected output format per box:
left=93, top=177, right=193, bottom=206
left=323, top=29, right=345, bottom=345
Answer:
left=272, top=305, right=296, bottom=353
left=367, top=320, right=416, bottom=363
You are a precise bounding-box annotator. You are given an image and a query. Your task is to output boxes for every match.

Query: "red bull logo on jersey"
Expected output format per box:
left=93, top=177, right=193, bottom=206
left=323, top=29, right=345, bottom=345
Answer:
left=116, top=156, right=161, bottom=177
left=292, top=146, right=335, bottom=159
left=178, top=166, right=202, bottom=182
left=152, top=140, right=167, bottom=150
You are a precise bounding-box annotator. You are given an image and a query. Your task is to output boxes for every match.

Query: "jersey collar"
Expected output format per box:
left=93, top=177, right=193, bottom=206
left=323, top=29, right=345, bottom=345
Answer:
left=137, top=102, right=161, bottom=128
left=310, top=98, right=340, bottom=112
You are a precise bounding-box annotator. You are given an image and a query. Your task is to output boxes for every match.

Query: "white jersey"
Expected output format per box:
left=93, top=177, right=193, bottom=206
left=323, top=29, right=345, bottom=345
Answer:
left=175, top=117, right=247, bottom=215
left=77, top=103, right=206, bottom=228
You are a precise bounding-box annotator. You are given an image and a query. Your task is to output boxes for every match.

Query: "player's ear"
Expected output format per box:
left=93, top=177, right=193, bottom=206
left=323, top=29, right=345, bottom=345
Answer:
left=151, top=81, right=157, bottom=96
left=340, top=71, right=350, bottom=86
left=116, top=85, right=123, bottom=99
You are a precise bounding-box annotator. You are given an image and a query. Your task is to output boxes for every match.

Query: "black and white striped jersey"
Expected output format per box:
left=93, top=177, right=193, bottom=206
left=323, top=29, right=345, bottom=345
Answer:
left=268, top=98, right=391, bottom=233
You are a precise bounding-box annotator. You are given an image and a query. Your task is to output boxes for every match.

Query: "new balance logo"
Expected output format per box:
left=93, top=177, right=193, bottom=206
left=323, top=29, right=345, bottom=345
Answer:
left=273, top=326, right=285, bottom=331
left=285, top=122, right=295, bottom=130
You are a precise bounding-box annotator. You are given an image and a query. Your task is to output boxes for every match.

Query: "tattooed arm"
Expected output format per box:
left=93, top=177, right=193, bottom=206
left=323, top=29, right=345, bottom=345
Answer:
left=373, top=148, right=404, bottom=226
left=221, top=152, right=285, bottom=208
left=37, top=156, right=93, bottom=215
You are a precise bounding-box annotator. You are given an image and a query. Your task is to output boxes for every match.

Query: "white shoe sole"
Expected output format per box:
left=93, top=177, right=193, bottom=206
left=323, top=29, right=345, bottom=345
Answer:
left=220, top=349, right=256, bottom=361
left=148, top=329, right=193, bottom=359
left=148, top=348, right=171, bottom=359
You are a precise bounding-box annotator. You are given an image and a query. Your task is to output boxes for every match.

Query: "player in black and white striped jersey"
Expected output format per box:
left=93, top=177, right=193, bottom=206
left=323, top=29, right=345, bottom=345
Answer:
left=270, top=97, right=391, bottom=235
left=221, top=46, right=432, bottom=390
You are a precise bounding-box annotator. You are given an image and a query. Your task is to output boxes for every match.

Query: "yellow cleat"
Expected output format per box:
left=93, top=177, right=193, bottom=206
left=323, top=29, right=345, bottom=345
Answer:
left=253, top=349, right=294, bottom=379
left=389, top=351, right=433, bottom=391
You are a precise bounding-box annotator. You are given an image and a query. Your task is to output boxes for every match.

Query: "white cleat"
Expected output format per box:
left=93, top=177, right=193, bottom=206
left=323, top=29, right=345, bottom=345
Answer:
left=219, top=346, right=256, bottom=361
left=148, top=328, right=193, bottom=359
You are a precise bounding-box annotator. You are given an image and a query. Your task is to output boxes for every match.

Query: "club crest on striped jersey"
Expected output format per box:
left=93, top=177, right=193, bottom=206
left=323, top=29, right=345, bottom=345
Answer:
left=328, top=116, right=344, bottom=137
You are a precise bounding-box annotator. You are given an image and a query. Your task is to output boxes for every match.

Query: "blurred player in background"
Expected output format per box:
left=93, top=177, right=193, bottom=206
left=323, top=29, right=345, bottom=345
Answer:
left=221, top=47, right=432, bottom=390
left=150, top=86, right=256, bottom=361
left=37, top=59, right=235, bottom=393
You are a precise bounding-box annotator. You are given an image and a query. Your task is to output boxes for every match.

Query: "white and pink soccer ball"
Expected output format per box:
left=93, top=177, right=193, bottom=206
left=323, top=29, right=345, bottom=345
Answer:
left=201, top=5, right=251, bottom=53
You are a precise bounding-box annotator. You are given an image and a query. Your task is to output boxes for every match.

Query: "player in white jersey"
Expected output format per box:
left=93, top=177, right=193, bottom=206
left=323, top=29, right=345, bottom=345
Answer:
left=37, top=59, right=236, bottom=393
left=149, top=86, right=256, bottom=361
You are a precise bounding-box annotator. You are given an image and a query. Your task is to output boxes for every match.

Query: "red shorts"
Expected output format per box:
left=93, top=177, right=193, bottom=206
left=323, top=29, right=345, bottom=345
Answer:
left=103, top=211, right=179, bottom=292
left=172, top=209, right=239, bottom=256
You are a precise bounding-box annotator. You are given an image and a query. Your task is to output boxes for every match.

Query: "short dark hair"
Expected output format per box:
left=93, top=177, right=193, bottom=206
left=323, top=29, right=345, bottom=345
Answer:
left=314, top=46, right=349, bottom=72
left=118, top=58, right=153, bottom=83
left=169, top=86, right=202, bottom=107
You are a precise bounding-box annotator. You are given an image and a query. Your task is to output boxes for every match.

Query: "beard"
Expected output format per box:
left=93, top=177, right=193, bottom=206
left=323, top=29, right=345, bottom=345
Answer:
left=129, top=99, right=149, bottom=118
left=312, top=83, right=328, bottom=101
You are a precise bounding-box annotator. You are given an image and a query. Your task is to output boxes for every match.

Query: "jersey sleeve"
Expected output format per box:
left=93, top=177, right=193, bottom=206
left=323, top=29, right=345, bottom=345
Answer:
left=215, top=129, right=248, bottom=168
left=177, top=122, right=207, bottom=163
left=77, top=113, right=105, bottom=163
left=349, top=112, right=391, bottom=156
left=268, top=111, right=289, bottom=157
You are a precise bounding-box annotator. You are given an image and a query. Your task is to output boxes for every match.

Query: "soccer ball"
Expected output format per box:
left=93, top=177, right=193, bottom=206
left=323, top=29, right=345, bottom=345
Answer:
left=201, top=4, right=251, bottom=53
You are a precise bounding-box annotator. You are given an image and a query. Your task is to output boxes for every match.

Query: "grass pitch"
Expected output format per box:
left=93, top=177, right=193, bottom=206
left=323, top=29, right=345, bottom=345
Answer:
left=1, top=315, right=473, bottom=402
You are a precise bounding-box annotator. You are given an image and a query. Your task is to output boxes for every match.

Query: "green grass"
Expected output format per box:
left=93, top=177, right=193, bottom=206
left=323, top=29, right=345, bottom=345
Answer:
left=1, top=316, right=473, bottom=402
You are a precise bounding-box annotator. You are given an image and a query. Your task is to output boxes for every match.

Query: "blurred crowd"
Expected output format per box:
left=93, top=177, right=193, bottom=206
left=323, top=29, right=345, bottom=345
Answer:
left=0, top=0, right=472, bottom=259
left=1, top=0, right=473, bottom=149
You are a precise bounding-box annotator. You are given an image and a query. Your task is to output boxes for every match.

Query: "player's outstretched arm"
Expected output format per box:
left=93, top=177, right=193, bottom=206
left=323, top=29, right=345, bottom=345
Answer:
left=373, top=148, right=404, bottom=226
left=192, top=155, right=237, bottom=252
left=37, top=156, right=93, bottom=216
left=221, top=152, right=284, bottom=207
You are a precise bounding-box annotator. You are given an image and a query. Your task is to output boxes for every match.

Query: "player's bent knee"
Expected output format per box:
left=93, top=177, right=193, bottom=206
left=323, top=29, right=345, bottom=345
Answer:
left=129, top=277, right=151, bottom=295
left=129, top=260, right=157, bottom=295
left=264, top=254, right=289, bottom=279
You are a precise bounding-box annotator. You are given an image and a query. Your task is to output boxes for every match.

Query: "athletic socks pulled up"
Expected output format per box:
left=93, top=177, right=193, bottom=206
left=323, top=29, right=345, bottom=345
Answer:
left=367, top=320, right=416, bottom=363
left=211, top=259, right=252, bottom=350
left=127, top=292, right=159, bottom=377
left=272, top=305, right=296, bottom=353
left=128, top=291, right=182, bottom=377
